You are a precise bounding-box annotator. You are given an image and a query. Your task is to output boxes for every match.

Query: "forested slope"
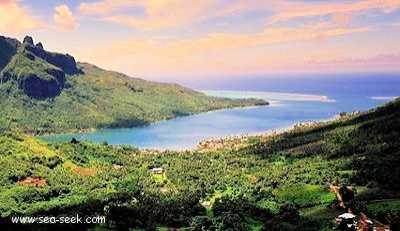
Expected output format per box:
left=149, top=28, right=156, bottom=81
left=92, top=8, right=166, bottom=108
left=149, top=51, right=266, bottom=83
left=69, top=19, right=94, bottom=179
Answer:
left=0, top=35, right=267, bottom=135
left=0, top=99, right=399, bottom=230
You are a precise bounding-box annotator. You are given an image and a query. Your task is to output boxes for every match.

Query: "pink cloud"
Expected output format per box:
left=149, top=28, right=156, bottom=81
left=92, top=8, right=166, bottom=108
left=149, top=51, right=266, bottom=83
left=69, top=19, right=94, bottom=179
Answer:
left=72, top=22, right=373, bottom=77
left=53, top=5, right=78, bottom=30
left=269, top=0, right=400, bottom=24
left=152, top=23, right=371, bottom=58
left=332, top=12, right=351, bottom=25
left=79, top=0, right=267, bottom=30
left=0, top=0, right=42, bottom=34
left=78, top=0, right=134, bottom=15
left=72, top=1, right=396, bottom=77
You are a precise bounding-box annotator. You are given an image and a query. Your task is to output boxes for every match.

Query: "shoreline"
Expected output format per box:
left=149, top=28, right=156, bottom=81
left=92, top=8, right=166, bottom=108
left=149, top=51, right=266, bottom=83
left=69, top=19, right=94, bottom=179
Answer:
left=39, top=91, right=387, bottom=150
left=195, top=115, right=341, bottom=152
left=38, top=127, right=98, bottom=137
left=39, top=103, right=347, bottom=150
left=39, top=107, right=357, bottom=152
left=37, top=89, right=345, bottom=138
left=38, top=103, right=271, bottom=138
left=202, top=90, right=336, bottom=103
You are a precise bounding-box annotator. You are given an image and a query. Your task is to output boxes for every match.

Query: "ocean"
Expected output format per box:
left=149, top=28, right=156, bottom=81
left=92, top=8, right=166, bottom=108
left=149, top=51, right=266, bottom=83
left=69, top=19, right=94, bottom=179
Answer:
left=40, top=73, right=400, bottom=150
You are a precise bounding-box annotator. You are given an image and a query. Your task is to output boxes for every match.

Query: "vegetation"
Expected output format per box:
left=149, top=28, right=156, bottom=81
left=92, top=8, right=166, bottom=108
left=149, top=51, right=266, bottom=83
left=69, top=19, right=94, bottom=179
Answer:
left=1, top=35, right=398, bottom=231
left=0, top=36, right=18, bottom=71
left=0, top=35, right=267, bottom=134
left=0, top=97, right=399, bottom=230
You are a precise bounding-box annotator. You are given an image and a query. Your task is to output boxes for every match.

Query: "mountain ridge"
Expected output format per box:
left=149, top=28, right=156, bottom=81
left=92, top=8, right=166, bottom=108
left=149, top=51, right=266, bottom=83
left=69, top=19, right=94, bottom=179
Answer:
left=0, top=35, right=268, bottom=134
left=0, top=36, right=78, bottom=99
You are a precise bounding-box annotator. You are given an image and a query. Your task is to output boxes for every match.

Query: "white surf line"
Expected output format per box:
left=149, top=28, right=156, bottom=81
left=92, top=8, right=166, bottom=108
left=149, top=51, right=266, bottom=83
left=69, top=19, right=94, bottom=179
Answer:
left=202, top=90, right=336, bottom=103
left=370, top=96, right=398, bottom=101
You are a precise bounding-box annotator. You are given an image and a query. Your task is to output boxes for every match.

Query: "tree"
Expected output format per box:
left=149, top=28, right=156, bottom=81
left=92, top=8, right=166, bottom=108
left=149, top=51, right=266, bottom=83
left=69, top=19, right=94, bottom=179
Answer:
left=339, top=185, right=354, bottom=203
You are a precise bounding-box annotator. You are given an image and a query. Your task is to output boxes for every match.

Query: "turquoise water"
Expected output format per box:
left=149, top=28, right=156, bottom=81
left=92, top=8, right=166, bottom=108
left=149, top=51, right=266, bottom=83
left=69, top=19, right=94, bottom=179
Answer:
left=40, top=87, right=396, bottom=150
left=41, top=73, right=400, bottom=149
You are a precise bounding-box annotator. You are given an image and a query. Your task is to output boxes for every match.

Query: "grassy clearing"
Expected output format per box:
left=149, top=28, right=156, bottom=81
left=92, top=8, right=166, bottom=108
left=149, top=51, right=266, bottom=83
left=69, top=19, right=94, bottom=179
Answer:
left=152, top=173, right=167, bottom=185
left=301, top=204, right=342, bottom=219
left=208, top=187, right=234, bottom=204
left=273, top=185, right=336, bottom=208
left=366, top=200, right=400, bottom=215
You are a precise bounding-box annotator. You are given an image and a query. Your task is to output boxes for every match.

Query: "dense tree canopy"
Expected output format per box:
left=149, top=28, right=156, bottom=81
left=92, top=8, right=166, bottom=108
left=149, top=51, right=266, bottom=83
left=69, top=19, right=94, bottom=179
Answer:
left=0, top=99, right=399, bottom=230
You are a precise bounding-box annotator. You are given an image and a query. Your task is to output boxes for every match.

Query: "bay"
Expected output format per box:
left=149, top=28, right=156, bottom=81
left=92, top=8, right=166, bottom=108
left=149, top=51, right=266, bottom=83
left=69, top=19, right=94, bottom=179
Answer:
left=40, top=74, right=399, bottom=150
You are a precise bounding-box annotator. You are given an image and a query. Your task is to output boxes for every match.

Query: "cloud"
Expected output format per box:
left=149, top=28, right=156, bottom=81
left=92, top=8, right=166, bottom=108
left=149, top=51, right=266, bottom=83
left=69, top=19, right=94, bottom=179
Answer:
left=269, top=0, right=400, bottom=24
left=306, top=49, right=346, bottom=60
left=79, top=0, right=267, bottom=30
left=0, top=0, right=42, bottom=34
left=78, top=0, right=134, bottom=15
left=73, top=0, right=395, bottom=76
left=73, top=21, right=372, bottom=77
left=163, top=25, right=371, bottom=56
left=77, top=0, right=398, bottom=33
left=332, top=12, right=351, bottom=25
left=53, top=5, right=78, bottom=30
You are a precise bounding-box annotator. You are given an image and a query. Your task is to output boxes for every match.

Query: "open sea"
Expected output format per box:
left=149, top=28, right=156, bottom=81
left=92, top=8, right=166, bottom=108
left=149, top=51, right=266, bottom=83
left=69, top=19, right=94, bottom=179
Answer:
left=41, top=73, right=400, bottom=150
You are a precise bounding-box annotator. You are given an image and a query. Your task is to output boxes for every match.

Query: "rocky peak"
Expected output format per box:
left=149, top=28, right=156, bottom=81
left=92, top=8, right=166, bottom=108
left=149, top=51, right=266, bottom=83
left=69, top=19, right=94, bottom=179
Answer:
left=1, top=35, right=82, bottom=99
left=22, top=36, right=81, bottom=75
left=1, top=36, right=20, bottom=48
left=23, top=36, right=34, bottom=45
left=36, top=42, right=43, bottom=49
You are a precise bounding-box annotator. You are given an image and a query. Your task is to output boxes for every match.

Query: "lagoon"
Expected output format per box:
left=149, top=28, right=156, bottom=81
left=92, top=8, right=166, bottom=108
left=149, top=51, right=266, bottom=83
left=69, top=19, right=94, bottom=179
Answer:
left=41, top=73, right=400, bottom=150
left=40, top=89, right=395, bottom=150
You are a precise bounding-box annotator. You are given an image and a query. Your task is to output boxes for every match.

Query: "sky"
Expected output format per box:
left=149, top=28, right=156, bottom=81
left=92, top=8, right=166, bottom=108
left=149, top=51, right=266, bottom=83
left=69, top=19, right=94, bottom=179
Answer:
left=1, top=0, right=400, bottom=81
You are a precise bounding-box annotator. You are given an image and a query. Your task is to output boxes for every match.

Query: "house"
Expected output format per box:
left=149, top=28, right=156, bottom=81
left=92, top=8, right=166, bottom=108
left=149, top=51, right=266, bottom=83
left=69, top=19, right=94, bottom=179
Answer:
left=152, top=167, right=163, bottom=174
left=113, top=164, right=123, bottom=170
left=18, top=177, right=46, bottom=186
left=201, top=201, right=211, bottom=207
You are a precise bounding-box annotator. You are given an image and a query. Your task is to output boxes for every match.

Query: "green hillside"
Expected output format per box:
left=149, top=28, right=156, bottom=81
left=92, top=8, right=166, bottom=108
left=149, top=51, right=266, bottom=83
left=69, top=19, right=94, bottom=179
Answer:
left=0, top=35, right=267, bottom=135
left=0, top=98, right=399, bottom=230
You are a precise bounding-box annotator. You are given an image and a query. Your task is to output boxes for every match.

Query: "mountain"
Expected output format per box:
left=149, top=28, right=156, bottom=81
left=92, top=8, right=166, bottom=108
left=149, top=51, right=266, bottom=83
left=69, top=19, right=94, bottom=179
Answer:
left=0, top=36, right=19, bottom=71
left=0, top=36, right=79, bottom=99
left=0, top=98, right=398, bottom=230
left=0, top=35, right=267, bottom=134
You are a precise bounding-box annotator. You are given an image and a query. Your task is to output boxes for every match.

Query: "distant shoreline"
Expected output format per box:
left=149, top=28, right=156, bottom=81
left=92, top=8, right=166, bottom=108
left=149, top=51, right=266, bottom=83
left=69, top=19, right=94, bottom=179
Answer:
left=201, top=90, right=336, bottom=103
left=195, top=113, right=344, bottom=152
left=39, top=103, right=270, bottom=138
left=40, top=92, right=391, bottom=150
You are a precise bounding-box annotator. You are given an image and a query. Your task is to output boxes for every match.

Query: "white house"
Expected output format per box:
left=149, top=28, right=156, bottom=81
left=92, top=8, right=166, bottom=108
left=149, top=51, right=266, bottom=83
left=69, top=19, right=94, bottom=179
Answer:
left=152, top=167, right=163, bottom=174
left=201, top=201, right=211, bottom=207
